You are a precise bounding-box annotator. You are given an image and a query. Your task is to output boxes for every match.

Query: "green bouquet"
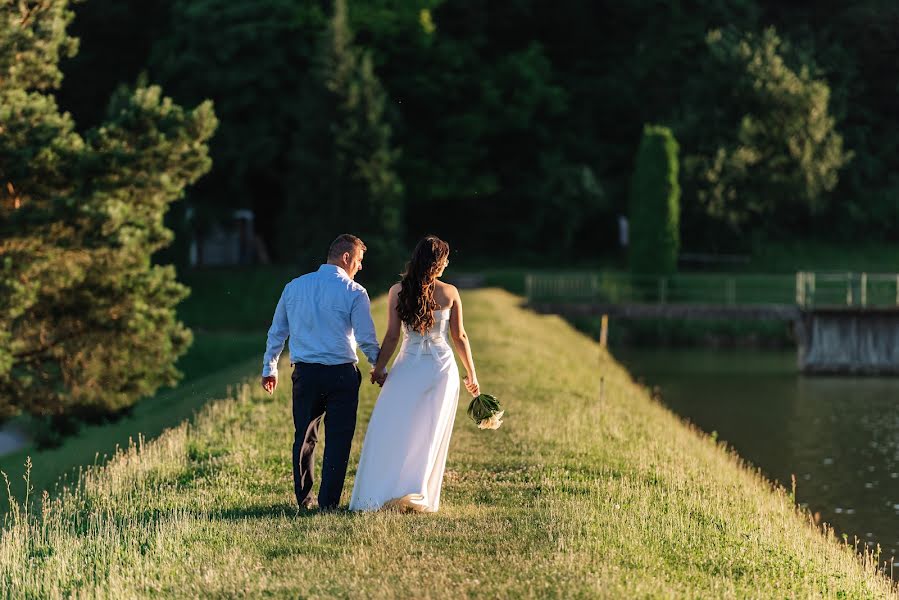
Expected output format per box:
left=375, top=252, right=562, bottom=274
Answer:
left=467, top=393, right=504, bottom=430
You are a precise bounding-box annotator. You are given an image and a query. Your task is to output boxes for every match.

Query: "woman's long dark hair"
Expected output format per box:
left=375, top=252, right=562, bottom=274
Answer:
left=397, top=235, right=450, bottom=334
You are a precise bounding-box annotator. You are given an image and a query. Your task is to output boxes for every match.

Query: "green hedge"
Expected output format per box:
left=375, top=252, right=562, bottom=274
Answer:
left=629, top=125, right=681, bottom=275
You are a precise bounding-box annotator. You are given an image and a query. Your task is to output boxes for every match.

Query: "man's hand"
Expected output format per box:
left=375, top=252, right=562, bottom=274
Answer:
left=370, top=367, right=388, bottom=387
left=262, top=375, right=277, bottom=395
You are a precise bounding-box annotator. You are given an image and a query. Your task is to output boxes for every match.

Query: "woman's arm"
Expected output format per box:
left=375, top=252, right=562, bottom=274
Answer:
left=448, top=287, right=479, bottom=396
left=371, top=284, right=402, bottom=384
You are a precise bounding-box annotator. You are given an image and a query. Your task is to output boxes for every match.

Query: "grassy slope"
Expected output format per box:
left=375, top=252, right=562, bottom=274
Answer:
left=0, top=333, right=262, bottom=499
left=177, top=266, right=298, bottom=330
left=0, top=290, right=893, bottom=598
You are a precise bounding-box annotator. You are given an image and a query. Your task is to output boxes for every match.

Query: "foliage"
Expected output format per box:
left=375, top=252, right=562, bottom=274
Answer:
left=386, top=5, right=573, bottom=254
left=149, top=0, right=326, bottom=258
left=0, top=0, right=216, bottom=420
left=43, top=0, right=899, bottom=256
left=54, top=0, right=173, bottom=129
left=309, top=0, right=404, bottom=279
left=629, top=125, right=680, bottom=275
left=682, top=27, right=852, bottom=235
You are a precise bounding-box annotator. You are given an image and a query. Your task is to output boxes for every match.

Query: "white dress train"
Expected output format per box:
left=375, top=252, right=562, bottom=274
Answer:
left=350, top=308, right=460, bottom=512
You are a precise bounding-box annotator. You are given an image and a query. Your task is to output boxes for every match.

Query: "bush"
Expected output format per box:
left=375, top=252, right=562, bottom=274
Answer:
left=629, top=125, right=681, bottom=275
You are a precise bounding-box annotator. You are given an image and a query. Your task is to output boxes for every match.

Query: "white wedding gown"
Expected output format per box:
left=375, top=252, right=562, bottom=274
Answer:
left=350, top=308, right=460, bottom=512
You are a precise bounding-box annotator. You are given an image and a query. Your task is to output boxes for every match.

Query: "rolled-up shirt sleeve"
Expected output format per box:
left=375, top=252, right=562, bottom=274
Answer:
left=351, top=290, right=380, bottom=366
left=262, top=287, right=290, bottom=378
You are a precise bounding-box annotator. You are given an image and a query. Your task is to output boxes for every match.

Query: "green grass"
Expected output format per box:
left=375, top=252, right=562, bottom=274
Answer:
left=0, top=263, right=281, bottom=499
left=0, top=332, right=262, bottom=501
left=746, top=240, right=899, bottom=274
left=177, top=265, right=395, bottom=330
left=177, top=266, right=300, bottom=330
left=0, top=290, right=894, bottom=598
left=174, top=331, right=262, bottom=380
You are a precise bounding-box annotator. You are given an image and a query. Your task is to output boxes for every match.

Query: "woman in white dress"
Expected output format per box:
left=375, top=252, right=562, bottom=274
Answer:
left=349, top=235, right=480, bottom=512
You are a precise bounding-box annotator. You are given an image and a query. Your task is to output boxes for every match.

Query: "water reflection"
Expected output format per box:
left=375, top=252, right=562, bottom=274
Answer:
left=616, top=348, right=899, bottom=567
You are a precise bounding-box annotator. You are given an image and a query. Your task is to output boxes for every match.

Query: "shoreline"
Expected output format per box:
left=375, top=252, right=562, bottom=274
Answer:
left=0, top=289, right=893, bottom=597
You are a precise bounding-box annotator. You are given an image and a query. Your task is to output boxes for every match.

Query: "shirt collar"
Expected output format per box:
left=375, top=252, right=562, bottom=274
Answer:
left=319, top=263, right=350, bottom=279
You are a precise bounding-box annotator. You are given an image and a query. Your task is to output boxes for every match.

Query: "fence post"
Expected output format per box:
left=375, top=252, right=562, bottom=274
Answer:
left=726, top=278, right=736, bottom=306
left=599, top=314, right=608, bottom=349
left=796, top=272, right=804, bottom=307
left=525, top=274, right=534, bottom=303
left=861, top=272, right=867, bottom=307
left=659, top=277, right=668, bottom=304
left=846, top=272, right=853, bottom=306
left=809, top=272, right=816, bottom=307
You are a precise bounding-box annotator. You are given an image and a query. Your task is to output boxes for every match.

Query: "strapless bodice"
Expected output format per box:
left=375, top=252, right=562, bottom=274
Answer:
left=399, top=308, right=452, bottom=359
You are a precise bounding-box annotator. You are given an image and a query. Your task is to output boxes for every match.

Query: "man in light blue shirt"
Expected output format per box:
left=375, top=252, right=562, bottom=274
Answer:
left=261, top=234, right=381, bottom=510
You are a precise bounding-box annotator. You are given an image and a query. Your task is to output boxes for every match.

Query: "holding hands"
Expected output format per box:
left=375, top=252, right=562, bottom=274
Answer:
left=370, top=367, right=388, bottom=387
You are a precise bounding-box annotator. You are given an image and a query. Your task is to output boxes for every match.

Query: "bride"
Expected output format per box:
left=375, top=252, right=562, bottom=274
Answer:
left=349, top=235, right=479, bottom=512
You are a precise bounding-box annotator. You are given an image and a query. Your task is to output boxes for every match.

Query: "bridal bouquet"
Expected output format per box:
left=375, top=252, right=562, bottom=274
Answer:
left=467, top=393, right=504, bottom=430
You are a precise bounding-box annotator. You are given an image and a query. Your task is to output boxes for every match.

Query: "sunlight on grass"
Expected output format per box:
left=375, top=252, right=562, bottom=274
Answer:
left=0, top=290, right=894, bottom=598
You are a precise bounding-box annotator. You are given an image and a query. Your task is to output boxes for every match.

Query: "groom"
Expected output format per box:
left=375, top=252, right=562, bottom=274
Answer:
left=261, top=234, right=382, bottom=510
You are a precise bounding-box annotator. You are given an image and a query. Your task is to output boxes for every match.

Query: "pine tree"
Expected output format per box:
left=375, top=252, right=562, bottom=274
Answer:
left=629, top=125, right=681, bottom=276
left=0, top=0, right=217, bottom=421
left=316, top=0, right=404, bottom=279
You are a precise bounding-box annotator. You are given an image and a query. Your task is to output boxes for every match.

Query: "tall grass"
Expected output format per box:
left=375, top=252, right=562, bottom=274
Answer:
left=0, top=334, right=261, bottom=507
left=0, top=290, right=894, bottom=598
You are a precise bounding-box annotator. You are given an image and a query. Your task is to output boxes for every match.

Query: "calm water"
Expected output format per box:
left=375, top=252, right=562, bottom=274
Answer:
left=616, top=348, right=899, bottom=566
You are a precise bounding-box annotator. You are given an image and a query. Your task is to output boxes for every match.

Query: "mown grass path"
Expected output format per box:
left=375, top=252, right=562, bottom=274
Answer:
left=0, top=290, right=894, bottom=598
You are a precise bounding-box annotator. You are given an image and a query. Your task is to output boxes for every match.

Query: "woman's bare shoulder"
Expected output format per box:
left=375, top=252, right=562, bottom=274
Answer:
left=435, top=280, right=459, bottom=307
left=435, top=279, right=457, bottom=291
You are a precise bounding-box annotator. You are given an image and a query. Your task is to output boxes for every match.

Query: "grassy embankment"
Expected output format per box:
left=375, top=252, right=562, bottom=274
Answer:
left=0, top=266, right=297, bottom=499
left=1, top=289, right=894, bottom=598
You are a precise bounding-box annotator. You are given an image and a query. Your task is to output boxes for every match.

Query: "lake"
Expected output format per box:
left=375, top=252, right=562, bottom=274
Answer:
left=616, top=347, right=899, bottom=570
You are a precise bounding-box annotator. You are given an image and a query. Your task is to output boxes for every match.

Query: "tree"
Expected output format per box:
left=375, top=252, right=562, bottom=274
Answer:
left=0, top=0, right=216, bottom=422
left=755, top=0, right=899, bottom=240
left=629, top=125, right=680, bottom=275
left=683, top=27, right=852, bottom=235
left=51, top=0, right=898, bottom=253
left=302, top=0, right=404, bottom=279
left=152, top=0, right=405, bottom=276
left=150, top=0, right=328, bottom=263
left=54, top=0, right=173, bottom=129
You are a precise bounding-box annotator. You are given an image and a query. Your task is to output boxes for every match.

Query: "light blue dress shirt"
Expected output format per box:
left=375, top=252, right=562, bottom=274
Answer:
left=262, top=264, right=380, bottom=378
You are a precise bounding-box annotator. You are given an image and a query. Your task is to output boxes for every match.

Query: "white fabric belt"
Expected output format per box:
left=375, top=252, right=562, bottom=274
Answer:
left=401, top=334, right=452, bottom=359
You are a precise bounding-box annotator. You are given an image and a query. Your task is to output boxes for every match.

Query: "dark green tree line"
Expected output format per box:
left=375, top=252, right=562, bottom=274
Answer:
left=0, top=0, right=216, bottom=421
left=314, top=0, right=404, bottom=277
left=51, top=0, right=899, bottom=261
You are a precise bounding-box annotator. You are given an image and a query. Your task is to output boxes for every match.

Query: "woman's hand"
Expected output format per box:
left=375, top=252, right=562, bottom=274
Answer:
left=463, top=375, right=480, bottom=397
left=370, top=367, right=388, bottom=387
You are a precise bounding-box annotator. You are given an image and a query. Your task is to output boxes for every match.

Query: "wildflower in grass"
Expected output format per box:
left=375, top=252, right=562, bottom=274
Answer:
left=467, top=393, right=504, bottom=430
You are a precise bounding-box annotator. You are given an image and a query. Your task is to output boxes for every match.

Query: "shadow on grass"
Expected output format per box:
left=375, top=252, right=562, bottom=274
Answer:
left=210, top=502, right=312, bottom=521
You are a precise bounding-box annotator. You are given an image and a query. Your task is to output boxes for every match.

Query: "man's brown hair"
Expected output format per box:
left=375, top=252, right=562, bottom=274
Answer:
left=327, top=234, right=366, bottom=261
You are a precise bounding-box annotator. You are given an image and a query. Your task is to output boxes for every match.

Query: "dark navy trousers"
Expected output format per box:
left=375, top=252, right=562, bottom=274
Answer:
left=290, top=362, right=361, bottom=509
